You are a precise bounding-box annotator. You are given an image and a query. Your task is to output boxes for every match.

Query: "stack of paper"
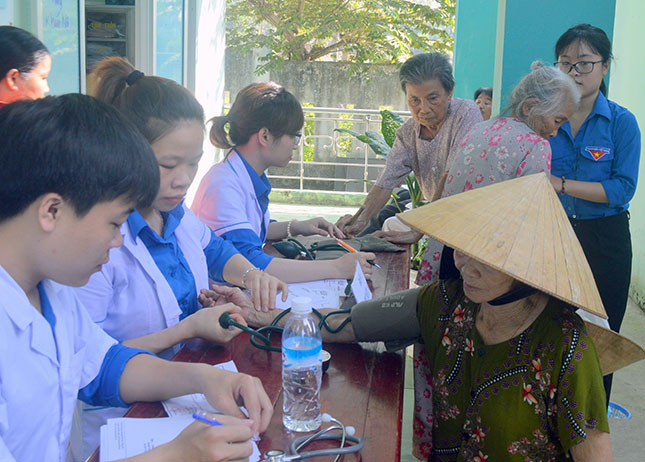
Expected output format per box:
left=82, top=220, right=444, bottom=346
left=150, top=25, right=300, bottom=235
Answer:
left=99, top=361, right=260, bottom=462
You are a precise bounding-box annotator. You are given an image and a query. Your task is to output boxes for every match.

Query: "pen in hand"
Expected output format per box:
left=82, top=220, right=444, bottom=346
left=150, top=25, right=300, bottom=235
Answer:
left=335, top=238, right=382, bottom=269
left=192, top=412, right=223, bottom=426
left=192, top=412, right=261, bottom=442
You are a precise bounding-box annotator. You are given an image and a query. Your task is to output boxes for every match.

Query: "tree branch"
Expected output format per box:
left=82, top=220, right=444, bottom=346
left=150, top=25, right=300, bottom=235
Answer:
left=306, top=39, right=346, bottom=61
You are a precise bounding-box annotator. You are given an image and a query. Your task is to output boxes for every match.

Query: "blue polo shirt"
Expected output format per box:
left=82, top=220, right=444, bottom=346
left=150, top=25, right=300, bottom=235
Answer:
left=127, top=204, right=238, bottom=319
left=550, top=92, right=641, bottom=220
left=221, top=152, right=274, bottom=270
left=37, top=283, right=152, bottom=407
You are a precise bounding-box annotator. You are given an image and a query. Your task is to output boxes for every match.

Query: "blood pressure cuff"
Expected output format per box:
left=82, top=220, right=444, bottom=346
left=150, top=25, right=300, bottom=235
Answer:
left=350, top=287, right=422, bottom=352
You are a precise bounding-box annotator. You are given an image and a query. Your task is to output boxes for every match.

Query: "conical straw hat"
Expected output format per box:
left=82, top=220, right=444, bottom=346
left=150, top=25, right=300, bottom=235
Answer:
left=584, top=321, right=645, bottom=375
left=398, top=172, right=606, bottom=318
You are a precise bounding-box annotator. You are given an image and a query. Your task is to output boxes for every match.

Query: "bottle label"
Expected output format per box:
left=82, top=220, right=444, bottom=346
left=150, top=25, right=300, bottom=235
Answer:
left=282, top=336, right=322, bottom=369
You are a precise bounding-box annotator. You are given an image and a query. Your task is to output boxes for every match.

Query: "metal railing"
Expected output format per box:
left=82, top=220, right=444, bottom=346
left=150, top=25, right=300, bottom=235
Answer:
left=265, top=106, right=410, bottom=194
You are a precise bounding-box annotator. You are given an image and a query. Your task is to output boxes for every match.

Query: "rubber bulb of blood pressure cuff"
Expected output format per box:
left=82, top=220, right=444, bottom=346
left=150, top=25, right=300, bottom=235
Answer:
left=282, top=296, right=322, bottom=432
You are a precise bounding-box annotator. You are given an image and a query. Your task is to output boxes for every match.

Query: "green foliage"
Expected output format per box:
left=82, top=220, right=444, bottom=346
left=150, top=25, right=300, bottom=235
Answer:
left=380, top=110, right=404, bottom=147
left=336, top=104, right=356, bottom=158
left=335, top=128, right=391, bottom=158
left=301, top=102, right=315, bottom=162
left=226, top=0, right=456, bottom=74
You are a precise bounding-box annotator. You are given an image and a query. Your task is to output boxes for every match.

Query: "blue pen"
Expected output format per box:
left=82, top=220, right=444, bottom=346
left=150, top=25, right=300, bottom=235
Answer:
left=192, top=412, right=222, bottom=426
left=192, top=412, right=261, bottom=442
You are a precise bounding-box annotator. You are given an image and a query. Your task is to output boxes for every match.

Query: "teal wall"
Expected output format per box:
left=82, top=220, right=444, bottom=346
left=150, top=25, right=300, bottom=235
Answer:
left=610, top=0, right=645, bottom=307
left=495, top=0, right=615, bottom=112
left=453, top=0, right=497, bottom=101
left=454, top=0, right=616, bottom=115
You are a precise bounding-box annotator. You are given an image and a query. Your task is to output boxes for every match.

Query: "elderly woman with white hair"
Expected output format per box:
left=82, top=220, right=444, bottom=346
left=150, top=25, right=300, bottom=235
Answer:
left=417, top=61, right=579, bottom=285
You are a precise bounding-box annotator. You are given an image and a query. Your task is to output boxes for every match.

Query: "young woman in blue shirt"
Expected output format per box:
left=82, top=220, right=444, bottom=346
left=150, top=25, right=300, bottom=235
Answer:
left=72, top=58, right=286, bottom=460
left=550, top=24, right=641, bottom=401
left=192, top=82, right=375, bottom=283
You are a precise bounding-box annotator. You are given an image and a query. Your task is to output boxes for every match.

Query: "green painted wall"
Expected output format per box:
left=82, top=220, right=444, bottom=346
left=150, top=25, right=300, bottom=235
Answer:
left=453, top=0, right=497, bottom=101
left=610, top=0, right=645, bottom=307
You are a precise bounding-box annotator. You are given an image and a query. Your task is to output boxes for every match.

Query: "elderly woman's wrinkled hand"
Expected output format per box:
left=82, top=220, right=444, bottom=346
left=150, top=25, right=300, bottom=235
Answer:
left=199, top=285, right=253, bottom=311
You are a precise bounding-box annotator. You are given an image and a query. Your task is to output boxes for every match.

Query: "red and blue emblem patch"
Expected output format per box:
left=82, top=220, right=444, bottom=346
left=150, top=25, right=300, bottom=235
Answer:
left=585, top=146, right=610, bottom=161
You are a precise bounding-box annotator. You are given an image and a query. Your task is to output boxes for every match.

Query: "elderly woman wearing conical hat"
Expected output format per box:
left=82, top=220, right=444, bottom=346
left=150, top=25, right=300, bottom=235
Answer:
left=229, top=173, right=644, bottom=461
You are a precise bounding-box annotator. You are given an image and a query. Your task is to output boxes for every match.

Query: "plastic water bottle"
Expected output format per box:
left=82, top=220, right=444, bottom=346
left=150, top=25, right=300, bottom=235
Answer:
left=282, top=296, right=322, bottom=432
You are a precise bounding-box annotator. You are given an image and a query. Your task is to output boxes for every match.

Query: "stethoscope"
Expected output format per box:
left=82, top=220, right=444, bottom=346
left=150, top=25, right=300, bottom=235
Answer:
left=260, top=413, right=363, bottom=462
left=218, top=309, right=352, bottom=353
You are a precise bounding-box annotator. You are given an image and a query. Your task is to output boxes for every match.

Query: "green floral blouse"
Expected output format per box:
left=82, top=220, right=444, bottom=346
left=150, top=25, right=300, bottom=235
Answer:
left=417, top=280, right=609, bottom=461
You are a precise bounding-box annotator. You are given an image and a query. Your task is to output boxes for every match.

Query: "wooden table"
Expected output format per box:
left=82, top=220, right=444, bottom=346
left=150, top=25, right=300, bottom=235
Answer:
left=89, top=248, right=410, bottom=462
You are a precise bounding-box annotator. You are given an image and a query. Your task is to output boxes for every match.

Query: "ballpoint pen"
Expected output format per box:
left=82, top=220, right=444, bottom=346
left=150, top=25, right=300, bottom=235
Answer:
left=335, top=238, right=382, bottom=269
left=193, top=412, right=223, bottom=426
left=193, top=412, right=261, bottom=442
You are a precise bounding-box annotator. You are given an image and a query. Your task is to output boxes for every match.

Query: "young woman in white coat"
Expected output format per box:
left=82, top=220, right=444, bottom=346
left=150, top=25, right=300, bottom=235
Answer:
left=71, top=58, right=287, bottom=461
left=192, top=82, right=374, bottom=282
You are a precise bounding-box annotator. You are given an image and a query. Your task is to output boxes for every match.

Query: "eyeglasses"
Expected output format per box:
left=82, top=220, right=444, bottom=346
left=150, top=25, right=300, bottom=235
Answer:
left=554, top=60, right=604, bottom=74
left=292, top=133, right=302, bottom=146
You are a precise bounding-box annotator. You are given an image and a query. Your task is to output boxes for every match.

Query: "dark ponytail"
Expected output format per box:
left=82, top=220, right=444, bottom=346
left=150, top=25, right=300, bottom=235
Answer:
left=91, top=56, right=204, bottom=143
left=209, top=114, right=233, bottom=149
left=555, top=24, right=612, bottom=96
left=0, top=26, right=49, bottom=79
left=211, top=82, right=303, bottom=149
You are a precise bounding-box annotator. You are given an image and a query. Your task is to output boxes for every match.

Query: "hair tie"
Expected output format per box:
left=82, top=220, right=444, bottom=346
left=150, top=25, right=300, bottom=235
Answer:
left=126, top=70, right=144, bottom=86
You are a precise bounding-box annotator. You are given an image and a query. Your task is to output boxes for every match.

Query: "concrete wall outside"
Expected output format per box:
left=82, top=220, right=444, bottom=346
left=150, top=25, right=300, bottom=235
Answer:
left=225, top=53, right=407, bottom=112
left=610, top=0, right=645, bottom=308
left=225, top=54, right=407, bottom=192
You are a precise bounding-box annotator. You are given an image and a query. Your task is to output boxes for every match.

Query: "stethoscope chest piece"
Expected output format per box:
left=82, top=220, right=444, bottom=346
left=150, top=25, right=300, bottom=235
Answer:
left=321, top=349, right=331, bottom=373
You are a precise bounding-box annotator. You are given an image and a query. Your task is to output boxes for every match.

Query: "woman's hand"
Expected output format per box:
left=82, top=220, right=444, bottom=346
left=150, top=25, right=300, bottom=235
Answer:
left=183, top=304, right=247, bottom=344
left=162, top=414, right=255, bottom=462
left=198, top=368, right=273, bottom=436
left=292, top=217, right=345, bottom=239
left=245, top=269, right=288, bottom=312
left=336, top=251, right=376, bottom=280
left=372, top=230, right=423, bottom=244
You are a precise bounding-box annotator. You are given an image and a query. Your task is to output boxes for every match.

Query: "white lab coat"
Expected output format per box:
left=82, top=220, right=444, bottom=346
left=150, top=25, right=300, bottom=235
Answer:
left=0, top=265, right=116, bottom=462
left=192, top=150, right=271, bottom=239
left=71, top=204, right=215, bottom=461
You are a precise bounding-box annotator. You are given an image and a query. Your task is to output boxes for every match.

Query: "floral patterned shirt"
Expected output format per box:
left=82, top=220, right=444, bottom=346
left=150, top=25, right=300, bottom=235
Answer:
left=417, top=117, right=551, bottom=285
left=417, top=280, right=609, bottom=461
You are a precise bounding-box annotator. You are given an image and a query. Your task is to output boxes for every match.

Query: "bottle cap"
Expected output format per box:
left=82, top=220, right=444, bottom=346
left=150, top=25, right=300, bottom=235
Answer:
left=291, top=296, right=312, bottom=313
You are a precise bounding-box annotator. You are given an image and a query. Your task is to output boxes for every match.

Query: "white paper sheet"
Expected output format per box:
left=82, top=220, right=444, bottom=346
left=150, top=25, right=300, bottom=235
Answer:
left=99, top=360, right=260, bottom=461
left=351, top=260, right=372, bottom=304
left=273, top=278, right=348, bottom=309
left=99, top=415, right=193, bottom=461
